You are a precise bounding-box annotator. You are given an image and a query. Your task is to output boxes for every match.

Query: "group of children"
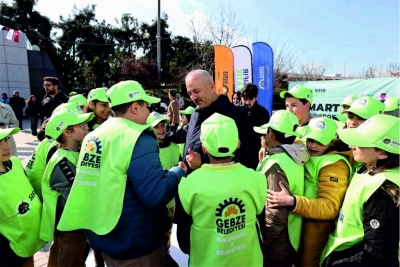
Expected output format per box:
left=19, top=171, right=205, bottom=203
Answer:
left=0, top=81, right=398, bottom=267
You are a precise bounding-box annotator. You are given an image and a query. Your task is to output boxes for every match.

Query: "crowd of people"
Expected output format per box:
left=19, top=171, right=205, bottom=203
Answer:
left=0, top=70, right=399, bottom=267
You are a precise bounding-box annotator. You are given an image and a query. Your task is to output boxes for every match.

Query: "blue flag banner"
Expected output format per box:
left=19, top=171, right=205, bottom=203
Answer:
left=252, top=42, right=274, bottom=114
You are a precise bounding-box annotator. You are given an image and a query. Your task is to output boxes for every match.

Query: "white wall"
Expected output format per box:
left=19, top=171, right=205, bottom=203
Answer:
left=0, top=30, right=31, bottom=100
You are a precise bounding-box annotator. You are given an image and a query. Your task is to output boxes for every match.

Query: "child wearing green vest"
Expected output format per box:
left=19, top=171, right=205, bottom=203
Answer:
left=267, top=117, right=352, bottom=266
left=259, top=85, right=314, bottom=162
left=322, top=114, right=399, bottom=266
left=25, top=102, right=85, bottom=201
left=384, top=96, right=400, bottom=117
left=178, top=113, right=267, bottom=266
left=177, top=106, right=195, bottom=156
left=57, top=81, right=186, bottom=266
left=146, top=111, right=180, bottom=267
left=87, top=87, right=111, bottom=131
left=0, top=127, right=46, bottom=267
left=280, top=84, right=314, bottom=137
left=40, top=107, right=94, bottom=267
left=68, top=94, right=88, bottom=113
left=334, top=94, right=359, bottom=128
left=342, top=95, right=384, bottom=129
left=254, top=110, right=309, bottom=266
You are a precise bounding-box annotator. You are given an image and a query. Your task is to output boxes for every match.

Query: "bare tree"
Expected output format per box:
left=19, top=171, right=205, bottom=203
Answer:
left=359, top=62, right=400, bottom=78
left=292, top=58, right=331, bottom=81
left=183, top=1, right=248, bottom=76
left=271, top=40, right=304, bottom=89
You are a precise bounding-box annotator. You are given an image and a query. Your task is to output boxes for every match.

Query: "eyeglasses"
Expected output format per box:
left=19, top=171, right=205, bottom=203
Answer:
left=43, top=84, right=53, bottom=87
left=242, top=97, right=254, bottom=101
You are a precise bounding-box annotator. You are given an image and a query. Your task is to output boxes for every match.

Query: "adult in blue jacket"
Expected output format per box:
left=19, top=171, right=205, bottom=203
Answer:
left=58, top=81, right=187, bottom=266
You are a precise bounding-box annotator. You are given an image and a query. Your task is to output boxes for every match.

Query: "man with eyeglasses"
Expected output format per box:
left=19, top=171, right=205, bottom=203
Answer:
left=41, top=77, right=69, bottom=121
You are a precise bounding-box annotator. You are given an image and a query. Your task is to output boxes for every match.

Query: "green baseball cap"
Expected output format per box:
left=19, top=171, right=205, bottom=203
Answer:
left=280, top=84, right=313, bottom=104
left=253, top=110, right=301, bottom=138
left=0, top=127, right=20, bottom=140
left=52, top=102, right=84, bottom=115
left=337, top=114, right=399, bottom=154
left=303, top=117, right=338, bottom=145
left=180, top=106, right=195, bottom=115
left=341, top=94, right=359, bottom=107
left=88, top=87, right=109, bottom=103
left=46, top=108, right=94, bottom=140
left=106, top=81, right=160, bottom=108
left=68, top=94, right=87, bottom=106
left=146, top=111, right=170, bottom=127
left=384, top=97, right=400, bottom=112
left=342, top=96, right=384, bottom=119
left=200, top=113, right=238, bottom=157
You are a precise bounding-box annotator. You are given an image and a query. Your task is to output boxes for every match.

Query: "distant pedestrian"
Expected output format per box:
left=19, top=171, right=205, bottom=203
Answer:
left=9, top=91, right=26, bottom=129
left=41, top=77, right=68, bottom=121
left=26, top=95, right=41, bottom=136
left=0, top=93, right=9, bottom=104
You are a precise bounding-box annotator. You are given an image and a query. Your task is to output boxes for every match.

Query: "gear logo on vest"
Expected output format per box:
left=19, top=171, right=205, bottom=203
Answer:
left=215, top=198, right=246, bottom=235
left=81, top=136, right=102, bottom=169
left=17, top=201, right=30, bottom=216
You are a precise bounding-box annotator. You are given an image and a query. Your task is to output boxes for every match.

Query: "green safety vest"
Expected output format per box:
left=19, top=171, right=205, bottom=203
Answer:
left=160, top=142, right=180, bottom=169
left=321, top=169, right=400, bottom=263
left=296, top=125, right=311, bottom=139
left=25, top=138, right=58, bottom=200
left=179, top=163, right=266, bottom=267
left=0, top=157, right=46, bottom=257
left=304, top=154, right=351, bottom=199
left=40, top=149, right=79, bottom=242
left=160, top=142, right=181, bottom=211
left=257, top=152, right=304, bottom=251
left=178, top=143, right=185, bottom=158
left=57, top=117, right=150, bottom=234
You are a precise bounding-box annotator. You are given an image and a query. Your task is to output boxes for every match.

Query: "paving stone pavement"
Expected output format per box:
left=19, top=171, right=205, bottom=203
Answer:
left=15, top=119, right=188, bottom=267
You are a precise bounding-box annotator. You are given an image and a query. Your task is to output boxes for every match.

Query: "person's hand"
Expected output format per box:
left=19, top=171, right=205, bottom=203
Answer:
left=0, top=124, right=7, bottom=129
left=178, top=161, right=187, bottom=174
left=185, top=148, right=201, bottom=170
left=258, top=147, right=267, bottom=163
left=267, top=181, right=295, bottom=208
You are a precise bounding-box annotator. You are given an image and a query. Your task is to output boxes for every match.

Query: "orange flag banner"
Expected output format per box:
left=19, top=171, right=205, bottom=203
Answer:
left=214, top=45, right=234, bottom=100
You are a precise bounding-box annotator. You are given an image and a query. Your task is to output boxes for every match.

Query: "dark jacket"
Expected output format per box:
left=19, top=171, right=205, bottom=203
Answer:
left=9, top=96, right=26, bottom=115
left=85, top=131, right=184, bottom=260
left=27, top=101, right=41, bottom=117
left=41, top=92, right=68, bottom=120
left=182, top=95, right=254, bottom=172
left=323, top=185, right=399, bottom=267
left=242, top=101, right=270, bottom=170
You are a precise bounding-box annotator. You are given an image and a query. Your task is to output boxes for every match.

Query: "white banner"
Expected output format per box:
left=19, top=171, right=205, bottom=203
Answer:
left=289, top=77, right=400, bottom=118
left=232, top=45, right=252, bottom=91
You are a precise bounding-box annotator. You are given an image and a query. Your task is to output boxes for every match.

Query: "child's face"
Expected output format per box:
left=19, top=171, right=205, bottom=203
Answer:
left=285, top=97, right=309, bottom=125
left=91, top=101, right=111, bottom=120
left=0, top=136, right=11, bottom=162
left=350, top=146, right=380, bottom=165
left=306, top=138, right=331, bottom=156
left=181, top=114, right=188, bottom=125
left=154, top=122, right=167, bottom=141
left=69, top=122, right=89, bottom=142
left=346, top=112, right=365, bottom=128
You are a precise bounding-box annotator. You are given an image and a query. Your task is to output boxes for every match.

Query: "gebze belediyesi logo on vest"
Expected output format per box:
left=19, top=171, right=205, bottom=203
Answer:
left=80, top=136, right=102, bottom=169
left=216, top=198, right=246, bottom=234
